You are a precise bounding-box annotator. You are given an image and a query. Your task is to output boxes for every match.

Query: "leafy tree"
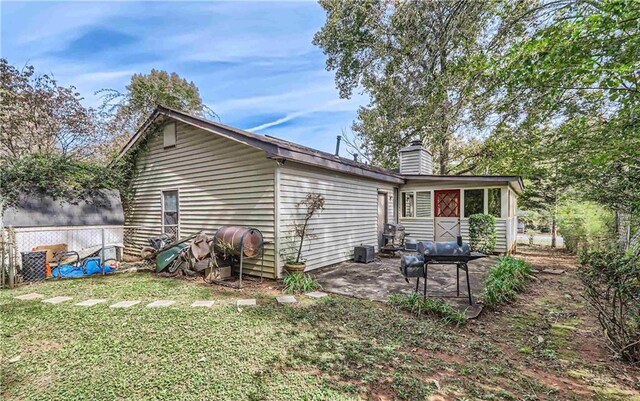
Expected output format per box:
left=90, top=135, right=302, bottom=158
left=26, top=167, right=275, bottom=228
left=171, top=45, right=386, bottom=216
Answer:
left=0, top=58, right=98, bottom=161
left=314, top=0, right=535, bottom=173
left=495, top=0, right=640, bottom=247
left=98, top=69, right=216, bottom=159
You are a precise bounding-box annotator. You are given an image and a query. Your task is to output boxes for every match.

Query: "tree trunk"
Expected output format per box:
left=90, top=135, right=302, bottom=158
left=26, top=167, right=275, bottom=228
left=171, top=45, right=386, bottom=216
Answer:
left=616, top=209, right=631, bottom=251
left=551, top=215, right=557, bottom=248
left=439, top=136, right=449, bottom=175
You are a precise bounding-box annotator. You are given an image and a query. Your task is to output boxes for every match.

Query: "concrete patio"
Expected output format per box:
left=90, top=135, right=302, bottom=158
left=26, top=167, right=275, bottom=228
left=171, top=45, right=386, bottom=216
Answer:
left=312, top=252, right=498, bottom=314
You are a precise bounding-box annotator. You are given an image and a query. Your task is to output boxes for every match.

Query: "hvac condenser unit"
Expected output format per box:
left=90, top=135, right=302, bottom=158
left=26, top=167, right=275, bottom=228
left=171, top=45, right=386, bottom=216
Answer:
left=353, top=245, right=375, bottom=263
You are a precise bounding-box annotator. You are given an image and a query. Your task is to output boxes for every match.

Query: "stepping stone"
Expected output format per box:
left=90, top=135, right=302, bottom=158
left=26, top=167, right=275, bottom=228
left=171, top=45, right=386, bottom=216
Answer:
left=146, top=300, right=176, bottom=308
left=43, top=296, right=72, bottom=304
left=236, top=299, right=256, bottom=307
left=109, top=301, right=140, bottom=309
left=191, top=300, right=215, bottom=308
left=541, top=269, right=565, bottom=275
left=14, top=293, right=44, bottom=300
left=306, top=291, right=328, bottom=299
left=276, top=295, right=297, bottom=304
left=75, top=299, right=107, bottom=307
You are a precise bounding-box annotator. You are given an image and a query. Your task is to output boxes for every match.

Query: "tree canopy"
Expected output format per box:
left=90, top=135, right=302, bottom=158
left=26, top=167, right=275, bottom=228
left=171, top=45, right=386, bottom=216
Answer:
left=0, top=58, right=98, bottom=161
left=97, top=69, right=216, bottom=160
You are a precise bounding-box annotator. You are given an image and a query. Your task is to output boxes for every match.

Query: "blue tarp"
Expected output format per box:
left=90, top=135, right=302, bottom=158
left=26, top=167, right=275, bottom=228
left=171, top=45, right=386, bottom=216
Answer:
left=52, top=257, right=115, bottom=278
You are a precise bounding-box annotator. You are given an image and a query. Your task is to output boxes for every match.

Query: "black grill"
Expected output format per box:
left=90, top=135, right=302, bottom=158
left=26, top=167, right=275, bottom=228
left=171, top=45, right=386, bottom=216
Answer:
left=400, top=237, right=486, bottom=305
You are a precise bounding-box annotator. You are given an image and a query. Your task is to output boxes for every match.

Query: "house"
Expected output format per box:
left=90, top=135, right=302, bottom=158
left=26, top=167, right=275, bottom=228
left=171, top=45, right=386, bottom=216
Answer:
left=1, top=189, right=125, bottom=258
left=118, top=106, right=523, bottom=278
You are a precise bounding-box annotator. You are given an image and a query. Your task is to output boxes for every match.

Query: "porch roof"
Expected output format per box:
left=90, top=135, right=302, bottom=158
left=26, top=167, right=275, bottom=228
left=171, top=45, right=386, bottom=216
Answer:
left=402, top=175, right=524, bottom=194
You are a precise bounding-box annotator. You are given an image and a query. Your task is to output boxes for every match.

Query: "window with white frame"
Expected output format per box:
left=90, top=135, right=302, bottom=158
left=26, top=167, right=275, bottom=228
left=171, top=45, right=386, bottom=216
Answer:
left=162, top=190, right=179, bottom=237
left=488, top=188, right=501, bottom=217
left=401, top=191, right=432, bottom=218
left=402, top=192, right=414, bottom=218
left=463, top=189, right=484, bottom=217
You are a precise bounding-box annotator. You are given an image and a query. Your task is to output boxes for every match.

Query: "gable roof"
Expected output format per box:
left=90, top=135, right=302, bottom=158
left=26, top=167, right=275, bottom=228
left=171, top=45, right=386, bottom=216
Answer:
left=117, top=106, right=405, bottom=184
left=117, top=106, right=524, bottom=192
left=2, top=189, right=124, bottom=228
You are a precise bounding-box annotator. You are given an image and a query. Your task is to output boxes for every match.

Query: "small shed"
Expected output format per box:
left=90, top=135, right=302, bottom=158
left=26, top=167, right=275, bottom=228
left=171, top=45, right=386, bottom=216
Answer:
left=1, top=189, right=125, bottom=259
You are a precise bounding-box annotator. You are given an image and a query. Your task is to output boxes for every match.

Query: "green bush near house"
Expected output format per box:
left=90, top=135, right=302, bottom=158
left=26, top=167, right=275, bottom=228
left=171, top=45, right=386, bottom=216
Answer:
left=469, top=214, right=497, bottom=254
left=483, top=256, right=533, bottom=307
left=389, top=293, right=467, bottom=326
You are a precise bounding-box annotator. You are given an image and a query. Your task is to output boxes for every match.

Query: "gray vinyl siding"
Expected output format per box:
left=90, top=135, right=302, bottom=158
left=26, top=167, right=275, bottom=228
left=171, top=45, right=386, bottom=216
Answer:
left=399, top=180, right=517, bottom=253
left=420, top=151, right=433, bottom=175
left=399, top=151, right=421, bottom=175
left=400, top=149, right=432, bottom=175
left=127, top=122, right=277, bottom=278
left=401, top=220, right=435, bottom=242
left=278, top=162, right=395, bottom=272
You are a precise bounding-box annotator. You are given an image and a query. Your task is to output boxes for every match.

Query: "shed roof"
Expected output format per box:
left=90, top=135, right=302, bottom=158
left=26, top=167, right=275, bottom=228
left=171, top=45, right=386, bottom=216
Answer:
left=2, top=189, right=125, bottom=228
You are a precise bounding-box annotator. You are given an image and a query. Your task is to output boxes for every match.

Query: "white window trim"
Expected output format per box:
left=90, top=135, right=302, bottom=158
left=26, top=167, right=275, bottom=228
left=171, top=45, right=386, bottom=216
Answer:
left=400, top=190, right=433, bottom=220
left=161, top=188, right=180, bottom=237
left=399, top=186, right=507, bottom=220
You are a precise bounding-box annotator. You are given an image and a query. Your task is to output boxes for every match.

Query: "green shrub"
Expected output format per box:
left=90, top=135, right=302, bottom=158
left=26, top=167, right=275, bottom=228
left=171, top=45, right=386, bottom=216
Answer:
left=282, top=272, right=321, bottom=294
left=0, top=152, right=121, bottom=206
left=579, top=246, right=639, bottom=363
left=558, top=201, right=615, bottom=253
left=388, top=293, right=466, bottom=326
left=483, top=256, right=533, bottom=307
left=469, top=214, right=497, bottom=254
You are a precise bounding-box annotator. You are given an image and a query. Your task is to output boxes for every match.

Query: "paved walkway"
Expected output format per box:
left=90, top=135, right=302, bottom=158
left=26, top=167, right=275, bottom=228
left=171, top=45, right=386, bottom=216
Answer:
left=13, top=292, right=331, bottom=310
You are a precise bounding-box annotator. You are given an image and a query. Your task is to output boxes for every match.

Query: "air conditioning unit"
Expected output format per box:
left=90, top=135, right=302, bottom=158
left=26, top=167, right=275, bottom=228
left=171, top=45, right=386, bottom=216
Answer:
left=354, top=245, right=375, bottom=263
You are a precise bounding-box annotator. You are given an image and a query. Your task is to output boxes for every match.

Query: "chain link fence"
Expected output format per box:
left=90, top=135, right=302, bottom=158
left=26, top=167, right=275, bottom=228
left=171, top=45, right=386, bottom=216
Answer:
left=1, top=225, right=161, bottom=288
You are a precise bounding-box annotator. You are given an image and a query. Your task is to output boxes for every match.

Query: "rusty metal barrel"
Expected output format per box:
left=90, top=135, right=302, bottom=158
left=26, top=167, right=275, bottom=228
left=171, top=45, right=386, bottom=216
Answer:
left=213, top=226, right=263, bottom=258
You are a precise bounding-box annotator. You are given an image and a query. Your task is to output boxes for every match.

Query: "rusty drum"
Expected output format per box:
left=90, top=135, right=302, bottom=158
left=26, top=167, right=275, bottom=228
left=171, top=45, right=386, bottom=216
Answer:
left=213, top=226, right=263, bottom=258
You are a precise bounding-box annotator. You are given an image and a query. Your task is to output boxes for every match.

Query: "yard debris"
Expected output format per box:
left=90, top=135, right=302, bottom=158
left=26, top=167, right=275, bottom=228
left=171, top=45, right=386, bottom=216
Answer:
left=8, top=355, right=21, bottom=363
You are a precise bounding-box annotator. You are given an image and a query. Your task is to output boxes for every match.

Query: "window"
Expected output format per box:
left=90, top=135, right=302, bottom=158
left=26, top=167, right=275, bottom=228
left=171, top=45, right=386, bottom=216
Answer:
left=162, top=190, right=179, bottom=237
left=402, top=192, right=414, bottom=218
left=488, top=188, right=501, bottom=217
left=416, top=191, right=431, bottom=217
left=163, top=123, right=176, bottom=148
left=464, top=189, right=484, bottom=217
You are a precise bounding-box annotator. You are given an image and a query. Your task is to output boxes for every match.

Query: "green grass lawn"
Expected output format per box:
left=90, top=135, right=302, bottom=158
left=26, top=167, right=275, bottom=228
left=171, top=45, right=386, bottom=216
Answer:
left=1, top=268, right=638, bottom=401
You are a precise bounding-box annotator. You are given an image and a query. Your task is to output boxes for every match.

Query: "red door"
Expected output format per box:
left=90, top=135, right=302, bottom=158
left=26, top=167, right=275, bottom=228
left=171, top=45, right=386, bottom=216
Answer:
left=434, top=190, right=460, bottom=217
left=434, top=190, right=461, bottom=241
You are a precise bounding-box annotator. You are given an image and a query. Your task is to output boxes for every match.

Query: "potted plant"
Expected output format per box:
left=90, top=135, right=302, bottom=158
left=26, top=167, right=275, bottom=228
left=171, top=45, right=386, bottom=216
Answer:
left=283, top=192, right=325, bottom=273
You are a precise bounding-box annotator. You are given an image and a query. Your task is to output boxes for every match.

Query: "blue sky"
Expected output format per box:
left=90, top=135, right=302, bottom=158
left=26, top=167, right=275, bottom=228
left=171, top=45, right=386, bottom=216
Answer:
left=1, top=1, right=367, bottom=156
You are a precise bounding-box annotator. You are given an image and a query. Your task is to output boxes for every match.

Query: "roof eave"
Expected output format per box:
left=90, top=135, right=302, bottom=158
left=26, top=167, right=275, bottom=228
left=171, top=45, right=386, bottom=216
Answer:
left=270, top=148, right=404, bottom=184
